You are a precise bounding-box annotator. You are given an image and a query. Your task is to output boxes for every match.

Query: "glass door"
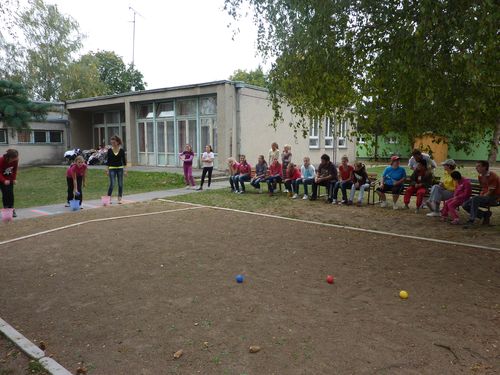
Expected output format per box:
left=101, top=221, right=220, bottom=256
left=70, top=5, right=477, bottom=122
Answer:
left=93, top=126, right=105, bottom=148
left=177, top=119, right=197, bottom=167
left=137, top=121, right=156, bottom=166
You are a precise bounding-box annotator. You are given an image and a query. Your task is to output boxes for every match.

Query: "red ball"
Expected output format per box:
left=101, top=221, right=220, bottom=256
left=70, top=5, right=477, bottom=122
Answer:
left=326, top=275, right=334, bottom=284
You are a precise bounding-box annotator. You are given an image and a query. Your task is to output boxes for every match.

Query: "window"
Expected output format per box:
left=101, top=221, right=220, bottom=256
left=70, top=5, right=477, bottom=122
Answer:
left=309, top=119, right=319, bottom=148
left=34, top=131, right=47, bottom=143
left=201, top=117, right=217, bottom=152
left=105, top=112, right=120, bottom=124
left=137, top=104, right=154, bottom=119
left=357, top=136, right=366, bottom=144
left=199, top=96, right=217, bottom=115
left=0, top=129, right=7, bottom=144
left=338, top=119, right=347, bottom=148
left=176, top=99, right=196, bottom=116
left=93, top=113, right=104, bottom=125
left=387, top=136, right=398, bottom=144
left=324, top=118, right=333, bottom=148
left=49, top=131, right=62, bottom=143
left=17, top=130, right=31, bottom=143
left=157, top=102, right=174, bottom=118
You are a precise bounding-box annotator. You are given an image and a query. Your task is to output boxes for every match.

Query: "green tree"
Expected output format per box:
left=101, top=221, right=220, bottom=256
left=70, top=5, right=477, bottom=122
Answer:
left=225, top=0, right=499, bottom=162
left=229, top=66, right=268, bottom=87
left=60, top=54, right=108, bottom=100
left=11, top=0, right=83, bottom=101
left=0, top=80, right=48, bottom=130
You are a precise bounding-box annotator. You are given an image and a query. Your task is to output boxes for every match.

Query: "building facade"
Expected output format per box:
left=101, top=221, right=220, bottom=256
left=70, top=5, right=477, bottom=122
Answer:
left=0, top=102, right=68, bottom=165
left=66, top=81, right=357, bottom=169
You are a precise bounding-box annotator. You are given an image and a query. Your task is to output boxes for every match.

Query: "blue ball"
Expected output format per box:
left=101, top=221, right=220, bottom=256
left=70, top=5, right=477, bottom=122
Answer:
left=236, top=274, right=244, bottom=283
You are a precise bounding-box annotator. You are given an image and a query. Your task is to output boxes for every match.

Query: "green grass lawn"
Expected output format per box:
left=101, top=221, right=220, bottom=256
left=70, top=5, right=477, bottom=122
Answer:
left=13, top=167, right=185, bottom=208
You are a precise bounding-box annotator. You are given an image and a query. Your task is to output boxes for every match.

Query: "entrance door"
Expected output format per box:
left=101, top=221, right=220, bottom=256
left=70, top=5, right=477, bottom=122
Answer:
left=177, top=119, right=197, bottom=167
left=137, top=121, right=156, bottom=166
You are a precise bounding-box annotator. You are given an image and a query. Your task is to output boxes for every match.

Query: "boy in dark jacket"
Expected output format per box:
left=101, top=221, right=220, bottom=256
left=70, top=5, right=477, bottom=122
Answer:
left=404, top=159, right=433, bottom=212
left=310, top=154, right=337, bottom=202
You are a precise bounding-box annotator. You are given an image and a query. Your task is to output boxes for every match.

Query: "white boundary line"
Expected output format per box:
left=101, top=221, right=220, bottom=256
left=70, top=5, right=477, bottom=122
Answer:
left=158, top=199, right=500, bottom=252
left=0, top=206, right=203, bottom=247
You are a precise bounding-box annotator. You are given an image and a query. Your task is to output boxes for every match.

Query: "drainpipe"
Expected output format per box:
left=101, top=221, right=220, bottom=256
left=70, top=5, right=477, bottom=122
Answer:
left=234, top=82, right=244, bottom=158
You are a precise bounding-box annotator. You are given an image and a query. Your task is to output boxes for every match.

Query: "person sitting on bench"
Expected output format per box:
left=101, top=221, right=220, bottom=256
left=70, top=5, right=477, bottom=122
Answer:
left=376, top=155, right=407, bottom=210
left=310, top=154, right=337, bottom=202
left=426, top=159, right=457, bottom=217
left=403, top=159, right=433, bottom=213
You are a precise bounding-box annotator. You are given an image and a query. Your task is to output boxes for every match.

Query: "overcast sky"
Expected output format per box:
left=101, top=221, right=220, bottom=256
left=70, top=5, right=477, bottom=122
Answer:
left=47, top=0, right=265, bottom=90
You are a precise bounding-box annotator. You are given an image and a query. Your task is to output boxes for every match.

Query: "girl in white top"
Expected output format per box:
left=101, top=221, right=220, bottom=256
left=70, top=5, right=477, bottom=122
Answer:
left=197, top=145, right=215, bottom=190
left=268, top=142, right=280, bottom=165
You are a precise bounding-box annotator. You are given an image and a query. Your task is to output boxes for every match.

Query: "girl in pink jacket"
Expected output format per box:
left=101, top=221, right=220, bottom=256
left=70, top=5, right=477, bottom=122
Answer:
left=441, top=171, right=472, bottom=225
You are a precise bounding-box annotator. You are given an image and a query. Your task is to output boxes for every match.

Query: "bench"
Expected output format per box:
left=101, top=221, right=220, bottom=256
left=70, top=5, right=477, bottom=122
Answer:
left=248, top=167, right=282, bottom=192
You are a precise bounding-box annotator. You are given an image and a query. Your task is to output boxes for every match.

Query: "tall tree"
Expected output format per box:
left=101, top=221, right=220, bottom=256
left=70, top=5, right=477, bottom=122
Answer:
left=0, top=80, right=48, bottom=130
left=3, top=0, right=82, bottom=101
left=225, top=0, right=499, bottom=162
left=229, top=66, right=268, bottom=87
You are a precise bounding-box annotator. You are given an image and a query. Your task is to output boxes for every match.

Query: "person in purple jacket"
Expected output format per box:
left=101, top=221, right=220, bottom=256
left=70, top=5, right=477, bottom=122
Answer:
left=440, top=171, right=472, bottom=225
left=179, top=144, right=195, bottom=189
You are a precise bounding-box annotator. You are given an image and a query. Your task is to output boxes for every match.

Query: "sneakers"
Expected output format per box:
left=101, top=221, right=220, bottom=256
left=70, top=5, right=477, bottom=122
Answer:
left=483, top=211, right=492, bottom=225
left=185, top=185, right=191, bottom=189
left=196, top=187, right=203, bottom=191
left=292, top=194, right=298, bottom=199
left=64, top=203, right=70, bottom=207
left=238, top=190, right=245, bottom=194
left=426, top=211, right=440, bottom=217
left=302, top=195, right=309, bottom=200
left=380, top=201, right=387, bottom=208
left=403, top=204, right=410, bottom=210
left=392, top=204, right=399, bottom=210
left=284, top=189, right=289, bottom=193
left=332, top=199, right=337, bottom=204
left=450, top=219, right=460, bottom=225
left=12, top=209, right=17, bottom=218
left=234, top=190, right=240, bottom=194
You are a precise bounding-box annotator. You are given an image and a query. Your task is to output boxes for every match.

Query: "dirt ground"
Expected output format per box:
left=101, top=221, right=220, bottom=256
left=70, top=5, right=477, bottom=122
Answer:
left=0, top=201, right=499, bottom=374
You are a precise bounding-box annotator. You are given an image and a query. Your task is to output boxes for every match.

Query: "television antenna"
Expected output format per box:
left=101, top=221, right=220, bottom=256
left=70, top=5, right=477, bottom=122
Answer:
left=129, top=6, right=144, bottom=67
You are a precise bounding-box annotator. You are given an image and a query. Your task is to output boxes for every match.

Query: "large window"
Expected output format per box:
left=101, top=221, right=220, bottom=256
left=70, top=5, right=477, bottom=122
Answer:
left=338, top=119, right=347, bottom=148
left=0, top=129, right=7, bottom=144
left=309, top=119, right=319, bottom=148
left=176, top=99, right=196, bottom=116
left=157, top=102, right=174, bottom=118
left=324, top=118, right=333, bottom=148
left=137, top=104, right=154, bottom=119
left=199, top=96, right=216, bottom=115
left=17, top=130, right=63, bottom=144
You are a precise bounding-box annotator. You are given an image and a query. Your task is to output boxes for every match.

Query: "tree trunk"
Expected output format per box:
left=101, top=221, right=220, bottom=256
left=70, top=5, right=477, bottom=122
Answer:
left=488, top=120, right=500, bottom=164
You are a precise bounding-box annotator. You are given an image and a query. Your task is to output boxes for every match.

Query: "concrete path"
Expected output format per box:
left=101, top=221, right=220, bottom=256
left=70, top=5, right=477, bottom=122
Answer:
left=14, top=181, right=228, bottom=220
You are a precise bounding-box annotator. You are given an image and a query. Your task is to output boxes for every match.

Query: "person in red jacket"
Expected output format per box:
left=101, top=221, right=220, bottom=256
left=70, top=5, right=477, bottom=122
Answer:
left=284, top=162, right=301, bottom=198
left=0, top=149, right=19, bottom=217
left=266, top=157, right=283, bottom=196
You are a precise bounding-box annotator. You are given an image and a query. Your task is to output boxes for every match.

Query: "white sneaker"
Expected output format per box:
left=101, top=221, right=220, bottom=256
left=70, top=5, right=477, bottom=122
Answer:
left=292, top=194, right=298, bottom=199
left=332, top=199, right=337, bottom=204
left=185, top=185, right=191, bottom=189
left=426, top=212, right=440, bottom=217
left=393, top=204, right=399, bottom=210
left=284, top=189, right=289, bottom=193
left=302, top=195, right=308, bottom=200
left=380, top=201, right=387, bottom=208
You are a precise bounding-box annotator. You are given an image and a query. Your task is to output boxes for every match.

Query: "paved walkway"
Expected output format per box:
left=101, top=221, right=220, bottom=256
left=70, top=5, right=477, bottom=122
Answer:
left=14, top=181, right=228, bottom=220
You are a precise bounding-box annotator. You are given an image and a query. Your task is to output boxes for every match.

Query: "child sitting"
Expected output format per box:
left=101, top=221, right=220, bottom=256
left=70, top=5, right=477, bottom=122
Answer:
left=293, top=156, right=316, bottom=199
left=228, top=157, right=239, bottom=192
left=250, top=155, right=268, bottom=193
left=233, top=154, right=252, bottom=194
left=403, top=159, right=433, bottom=212
left=332, top=155, right=354, bottom=204
left=284, top=162, right=301, bottom=198
left=349, top=162, right=370, bottom=206
left=266, top=157, right=283, bottom=196
left=441, top=171, right=472, bottom=225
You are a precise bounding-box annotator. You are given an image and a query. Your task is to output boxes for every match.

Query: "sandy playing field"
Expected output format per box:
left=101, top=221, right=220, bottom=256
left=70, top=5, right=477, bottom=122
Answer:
left=0, top=200, right=498, bottom=374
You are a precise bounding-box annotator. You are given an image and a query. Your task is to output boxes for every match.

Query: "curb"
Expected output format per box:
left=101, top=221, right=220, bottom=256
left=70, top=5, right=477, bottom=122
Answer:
left=0, top=318, right=72, bottom=375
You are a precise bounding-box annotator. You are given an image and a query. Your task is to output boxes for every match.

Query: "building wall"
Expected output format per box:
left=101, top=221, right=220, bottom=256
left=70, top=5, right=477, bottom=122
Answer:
left=68, top=110, right=93, bottom=150
left=237, top=86, right=357, bottom=166
left=0, top=104, right=68, bottom=166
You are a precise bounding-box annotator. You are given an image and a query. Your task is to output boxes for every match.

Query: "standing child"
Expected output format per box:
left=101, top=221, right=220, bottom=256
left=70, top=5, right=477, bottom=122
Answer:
left=403, top=159, right=433, bottom=212
left=440, top=171, right=472, bottom=225
left=228, top=157, right=239, bottom=192
left=332, top=155, right=354, bottom=204
left=65, top=156, right=87, bottom=208
left=349, top=162, right=370, bottom=206
left=179, top=144, right=195, bottom=189
left=281, top=144, right=292, bottom=189
left=197, top=145, right=215, bottom=190
left=284, top=163, right=301, bottom=198
left=250, top=155, right=268, bottom=193
left=0, top=149, right=19, bottom=217
left=233, top=154, right=252, bottom=194
left=106, top=135, right=127, bottom=204
left=266, top=157, right=283, bottom=196
left=293, top=156, right=315, bottom=199
left=268, top=142, right=280, bottom=165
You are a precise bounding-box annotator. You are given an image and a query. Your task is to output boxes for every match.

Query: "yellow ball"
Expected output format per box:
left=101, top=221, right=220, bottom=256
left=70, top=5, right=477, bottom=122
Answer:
left=399, top=290, right=409, bottom=299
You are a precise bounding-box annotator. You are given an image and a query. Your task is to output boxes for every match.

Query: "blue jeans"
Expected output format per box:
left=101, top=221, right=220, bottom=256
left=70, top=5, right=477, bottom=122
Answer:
left=333, top=181, right=353, bottom=201
left=107, top=168, right=124, bottom=197
left=266, top=175, right=282, bottom=193
left=229, top=175, right=238, bottom=191
left=462, top=195, right=496, bottom=221
left=234, top=174, right=251, bottom=191
left=294, top=177, right=314, bottom=195
left=251, top=177, right=266, bottom=189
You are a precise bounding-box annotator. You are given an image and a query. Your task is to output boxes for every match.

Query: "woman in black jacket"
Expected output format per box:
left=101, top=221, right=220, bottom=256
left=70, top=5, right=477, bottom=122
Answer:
left=106, top=135, right=127, bottom=204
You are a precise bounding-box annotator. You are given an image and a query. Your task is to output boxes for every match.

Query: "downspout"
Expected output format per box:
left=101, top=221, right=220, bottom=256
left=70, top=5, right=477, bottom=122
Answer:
left=234, top=82, right=244, bottom=158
